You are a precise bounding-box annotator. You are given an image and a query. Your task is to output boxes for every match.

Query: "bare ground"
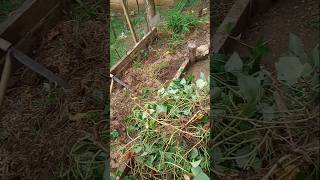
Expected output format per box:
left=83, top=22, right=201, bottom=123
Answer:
left=0, top=16, right=107, bottom=180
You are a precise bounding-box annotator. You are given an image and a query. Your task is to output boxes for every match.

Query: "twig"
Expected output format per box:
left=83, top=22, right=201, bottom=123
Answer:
left=261, top=154, right=291, bottom=180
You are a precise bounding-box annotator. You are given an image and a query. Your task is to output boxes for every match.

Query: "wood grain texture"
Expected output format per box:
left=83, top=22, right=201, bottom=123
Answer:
left=111, top=27, right=157, bottom=76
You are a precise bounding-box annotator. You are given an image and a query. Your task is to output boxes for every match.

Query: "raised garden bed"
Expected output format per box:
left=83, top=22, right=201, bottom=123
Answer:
left=0, top=0, right=107, bottom=179
left=110, top=1, right=210, bottom=178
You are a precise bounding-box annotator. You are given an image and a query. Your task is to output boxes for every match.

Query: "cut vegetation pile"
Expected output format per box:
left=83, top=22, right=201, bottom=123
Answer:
left=210, top=34, right=319, bottom=179
left=111, top=75, right=210, bottom=179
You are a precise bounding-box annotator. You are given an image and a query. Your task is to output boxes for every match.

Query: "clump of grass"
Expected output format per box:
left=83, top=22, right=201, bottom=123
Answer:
left=112, top=75, right=210, bottom=179
left=166, top=10, right=200, bottom=34
left=164, top=0, right=200, bottom=47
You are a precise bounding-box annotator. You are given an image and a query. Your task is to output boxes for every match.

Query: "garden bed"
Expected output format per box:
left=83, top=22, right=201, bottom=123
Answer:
left=110, top=1, right=210, bottom=178
left=0, top=1, right=107, bottom=179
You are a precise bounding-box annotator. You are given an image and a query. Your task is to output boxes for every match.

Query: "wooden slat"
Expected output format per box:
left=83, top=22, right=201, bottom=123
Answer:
left=0, top=0, right=67, bottom=74
left=111, top=27, right=157, bottom=76
left=173, top=59, right=190, bottom=80
left=0, top=0, right=61, bottom=47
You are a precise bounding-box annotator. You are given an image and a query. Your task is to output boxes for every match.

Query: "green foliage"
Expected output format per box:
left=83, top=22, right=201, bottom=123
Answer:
left=166, top=10, right=199, bottom=34
left=111, top=130, right=119, bottom=138
left=118, top=76, right=210, bottom=179
left=210, top=33, right=319, bottom=178
left=56, top=136, right=106, bottom=180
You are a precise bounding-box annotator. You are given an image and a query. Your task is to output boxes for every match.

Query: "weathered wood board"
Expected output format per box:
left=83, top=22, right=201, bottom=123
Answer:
left=111, top=27, right=157, bottom=76
left=0, top=0, right=69, bottom=73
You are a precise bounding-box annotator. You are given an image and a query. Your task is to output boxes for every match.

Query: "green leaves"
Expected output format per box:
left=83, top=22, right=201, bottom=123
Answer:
left=156, top=104, right=167, bottom=114
left=235, top=146, right=261, bottom=170
left=111, top=130, right=119, bottom=138
left=190, top=148, right=199, bottom=159
left=289, top=33, right=308, bottom=62
left=225, top=52, right=243, bottom=74
left=196, top=73, right=208, bottom=89
left=124, top=76, right=209, bottom=179
left=190, top=159, right=202, bottom=168
left=237, top=73, right=262, bottom=104
left=191, top=166, right=210, bottom=180
left=275, top=56, right=304, bottom=85
left=249, top=38, right=269, bottom=73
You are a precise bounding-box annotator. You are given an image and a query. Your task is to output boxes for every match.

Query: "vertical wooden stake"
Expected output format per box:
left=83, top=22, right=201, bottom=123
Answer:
left=144, top=0, right=156, bottom=29
left=0, top=53, right=12, bottom=108
left=110, top=78, right=114, bottom=93
left=121, top=0, right=138, bottom=44
left=188, top=42, right=197, bottom=64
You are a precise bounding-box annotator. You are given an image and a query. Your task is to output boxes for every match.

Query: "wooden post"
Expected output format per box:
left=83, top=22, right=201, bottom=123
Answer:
left=144, top=0, right=156, bottom=29
left=188, top=42, right=197, bottom=64
left=0, top=53, right=12, bottom=108
left=120, top=0, right=138, bottom=44
left=144, top=0, right=156, bottom=21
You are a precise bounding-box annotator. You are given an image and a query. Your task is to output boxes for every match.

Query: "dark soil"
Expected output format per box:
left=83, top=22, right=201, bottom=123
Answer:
left=233, top=0, right=319, bottom=71
left=0, top=8, right=107, bottom=180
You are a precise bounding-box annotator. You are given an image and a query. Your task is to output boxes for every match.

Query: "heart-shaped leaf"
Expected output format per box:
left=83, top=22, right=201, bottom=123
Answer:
left=191, top=166, right=210, bottom=180
left=190, top=159, right=202, bottom=167
left=289, top=33, right=307, bottom=62
left=275, top=56, right=304, bottom=85
left=225, top=52, right=243, bottom=74
left=237, top=73, right=262, bottom=103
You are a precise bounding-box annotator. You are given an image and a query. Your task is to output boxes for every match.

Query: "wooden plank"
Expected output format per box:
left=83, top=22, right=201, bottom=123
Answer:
left=0, top=53, right=12, bottom=107
left=0, top=0, right=68, bottom=75
left=0, top=0, right=62, bottom=49
left=111, top=27, right=157, bottom=76
left=121, top=0, right=138, bottom=44
left=212, top=0, right=252, bottom=54
left=173, top=59, right=190, bottom=80
left=211, top=0, right=273, bottom=54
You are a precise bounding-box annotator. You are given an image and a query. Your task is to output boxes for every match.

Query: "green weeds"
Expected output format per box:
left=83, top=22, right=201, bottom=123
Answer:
left=113, top=75, right=210, bottom=179
left=210, top=33, right=319, bottom=179
left=56, top=135, right=107, bottom=180
left=164, top=0, right=201, bottom=47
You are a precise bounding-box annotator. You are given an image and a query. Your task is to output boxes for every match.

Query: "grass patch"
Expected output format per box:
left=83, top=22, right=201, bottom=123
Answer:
left=164, top=0, right=201, bottom=47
